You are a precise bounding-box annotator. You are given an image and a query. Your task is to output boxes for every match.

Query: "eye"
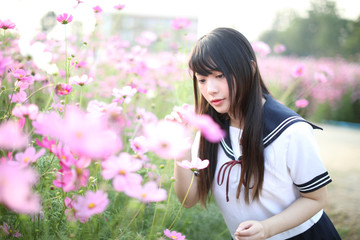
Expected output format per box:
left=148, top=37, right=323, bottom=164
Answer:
left=216, top=74, right=224, bottom=78
left=198, top=79, right=206, bottom=84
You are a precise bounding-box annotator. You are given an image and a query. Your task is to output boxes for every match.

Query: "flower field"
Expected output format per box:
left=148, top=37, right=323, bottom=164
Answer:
left=1, top=3, right=359, bottom=239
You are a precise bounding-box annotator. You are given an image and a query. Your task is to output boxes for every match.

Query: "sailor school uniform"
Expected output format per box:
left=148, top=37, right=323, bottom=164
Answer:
left=191, top=94, right=340, bottom=240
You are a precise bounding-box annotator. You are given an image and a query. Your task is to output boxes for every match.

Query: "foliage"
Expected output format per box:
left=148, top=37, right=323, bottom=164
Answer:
left=259, top=0, right=360, bottom=59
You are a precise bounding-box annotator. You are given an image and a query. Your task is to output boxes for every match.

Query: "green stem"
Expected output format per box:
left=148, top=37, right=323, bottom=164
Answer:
left=64, top=25, right=69, bottom=111
left=168, top=173, right=194, bottom=229
left=5, top=87, right=16, bottom=120
left=160, top=182, right=173, bottom=227
left=116, top=203, right=144, bottom=239
left=21, top=84, right=54, bottom=104
left=79, top=87, right=83, bottom=108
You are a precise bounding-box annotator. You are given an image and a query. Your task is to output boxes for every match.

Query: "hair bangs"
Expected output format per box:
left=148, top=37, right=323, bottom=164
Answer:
left=189, top=43, right=220, bottom=77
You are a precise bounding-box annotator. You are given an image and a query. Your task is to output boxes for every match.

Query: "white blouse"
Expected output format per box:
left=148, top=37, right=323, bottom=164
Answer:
left=191, top=121, right=329, bottom=239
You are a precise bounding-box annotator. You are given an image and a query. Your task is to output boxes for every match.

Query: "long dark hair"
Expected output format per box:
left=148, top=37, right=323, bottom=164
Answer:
left=188, top=27, right=270, bottom=205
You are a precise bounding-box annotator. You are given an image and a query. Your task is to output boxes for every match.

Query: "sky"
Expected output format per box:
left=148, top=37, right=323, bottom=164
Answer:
left=1, top=0, right=359, bottom=42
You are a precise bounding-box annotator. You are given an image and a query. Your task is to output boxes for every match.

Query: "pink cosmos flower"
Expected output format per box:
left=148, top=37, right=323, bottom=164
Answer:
left=9, top=90, right=27, bottom=103
left=112, top=86, right=137, bottom=104
left=136, top=31, right=157, bottom=46
left=0, top=222, right=22, bottom=238
left=0, top=19, right=16, bottom=30
left=15, top=147, right=45, bottom=165
left=295, top=99, right=309, bottom=108
left=163, top=229, right=186, bottom=240
left=55, top=83, right=73, bottom=96
left=177, top=157, right=209, bottom=172
left=36, top=137, right=56, bottom=153
left=0, top=120, right=28, bottom=150
left=33, top=106, right=123, bottom=159
left=273, top=43, right=286, bottom=54
left=12, top=69, right=33, bottom=82
left=251, top=41, right=271, bottom=57
left=114, top=4, right=125, bottom=10
left=171, top=18, right=191, bottom=30
left=144, top=120, right=191, bottom=159
left=12, top=104, right=39, bottom=120
left=64, top=196, right=89, bottom=223
left=136, top=108, right=158, bottom=124
left=69, top=74, right=94, bottom=86
left=0, top=163, right=41, bottom=214
left=126, top=181, right=167, bottom=203
left=292, top=64, right=305, bottom=78
left=93, top=5, right=103, bottom=13
left=56, top=13, right=73, bottom=24
left=52, top=102, right=65, bottom=112
left=73, top=190, right=109, bottom=219
left=314, top=72, right=327, bottom=83
left=130, top=136, right=148, bottom=154
left=102, top=152, right=143, bottom=192
left=168, top=104, right=225, bottom=143
left=53, top=167, right=89, bottom=192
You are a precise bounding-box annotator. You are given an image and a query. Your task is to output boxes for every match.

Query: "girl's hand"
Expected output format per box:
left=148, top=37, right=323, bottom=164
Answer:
left=234, top=220, right=267, bottom=240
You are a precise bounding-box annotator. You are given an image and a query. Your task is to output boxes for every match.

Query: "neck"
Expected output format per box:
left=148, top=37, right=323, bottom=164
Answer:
left=229, top=116, right=244, bottom=129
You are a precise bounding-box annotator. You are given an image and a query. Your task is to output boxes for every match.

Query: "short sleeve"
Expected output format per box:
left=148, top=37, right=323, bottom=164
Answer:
left=285, top=122, right=332, bottom=193
left=191, top=131, right=201, bottom=161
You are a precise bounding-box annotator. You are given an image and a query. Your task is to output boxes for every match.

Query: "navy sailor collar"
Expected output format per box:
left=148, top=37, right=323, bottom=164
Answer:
left=220, top=94, right=322, bottom=160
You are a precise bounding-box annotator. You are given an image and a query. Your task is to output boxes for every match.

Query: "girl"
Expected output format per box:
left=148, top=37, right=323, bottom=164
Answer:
left=173, top=28, right=340, bottom=240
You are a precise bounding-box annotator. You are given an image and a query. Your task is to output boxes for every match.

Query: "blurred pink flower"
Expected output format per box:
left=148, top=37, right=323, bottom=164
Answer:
left=169, top=104, right=225, bottom=142
left=136, top=31, right=157, bottom=46
left=15, top=147, right=45, bottom=165
left=93, top=5, right=103, bottom=13
left=55, top=83, right=73, bottom=96
left=0, top=19, right=16, bottom=30
left=52, top=102, right=65, bottom=112
left=0, top=222, right=22, bottom=238
left=187, top=114, right=225, bottom=143
left=144, top=120, right=191, bottom=159
left=177, top=157, right=209, bottom=172
left=126, top=181, right=167, bottom=203
left=295, top=99, right=309, bottom=108
left=0, top=163, right=41, bottom=214
left=12, top=104, right=39, bottom=120
left=273, top=43, right=286, bottom=54
left=164, top=229, right=186, bottom=240
left=53, top=167, right=89, bottom=192
left=56, top=13, right=73, bottom=24
left=114, top=4, right=125, bottom=10
left=251, top=41, right=271, bottom=57
left=314, top=72, right=327, bottom=83
left=0, top=120, right=28, bottom=150
left=33, top=106, right=123, bottom=159
left=112, top=86, right=137, bottom=104
left=102, top=152, right=143, bottom=192
left=12, top=69, right=33, bottom=82
left=69, top=74, right=94, bottom=86
left=9, top=90, right=27, bottom=103
left=292, top=64, right=305, bottom=78
left=73, top=190, right=109, bottom=219
left=171, top=18, right=191, bottom=30
left=130, top=136, right=148, bottom=154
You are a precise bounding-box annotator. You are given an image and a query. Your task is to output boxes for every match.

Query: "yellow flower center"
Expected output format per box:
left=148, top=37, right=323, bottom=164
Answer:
left=19, top=74, right=23, bottom=78
left=88, top=203, right=95, bottom=209
left=119, top=170, right=126, bottom=175
left=141, top=193, right=147, bottom=199
left=24, top=157, right=30, bottom=163
left=171, top=236, right=178, bottom=239
left=76, top=131, right=83, bottom=139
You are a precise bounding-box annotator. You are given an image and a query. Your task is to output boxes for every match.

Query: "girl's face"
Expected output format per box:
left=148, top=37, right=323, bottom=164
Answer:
left=195, top=71, right=230, bottom=114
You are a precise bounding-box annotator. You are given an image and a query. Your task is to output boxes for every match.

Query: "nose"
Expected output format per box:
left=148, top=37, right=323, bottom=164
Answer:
left=207, top=78, right=218, bottom=95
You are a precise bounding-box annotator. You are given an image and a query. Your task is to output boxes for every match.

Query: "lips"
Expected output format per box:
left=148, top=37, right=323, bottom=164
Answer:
left=211, top=99, right=224, bottom=106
